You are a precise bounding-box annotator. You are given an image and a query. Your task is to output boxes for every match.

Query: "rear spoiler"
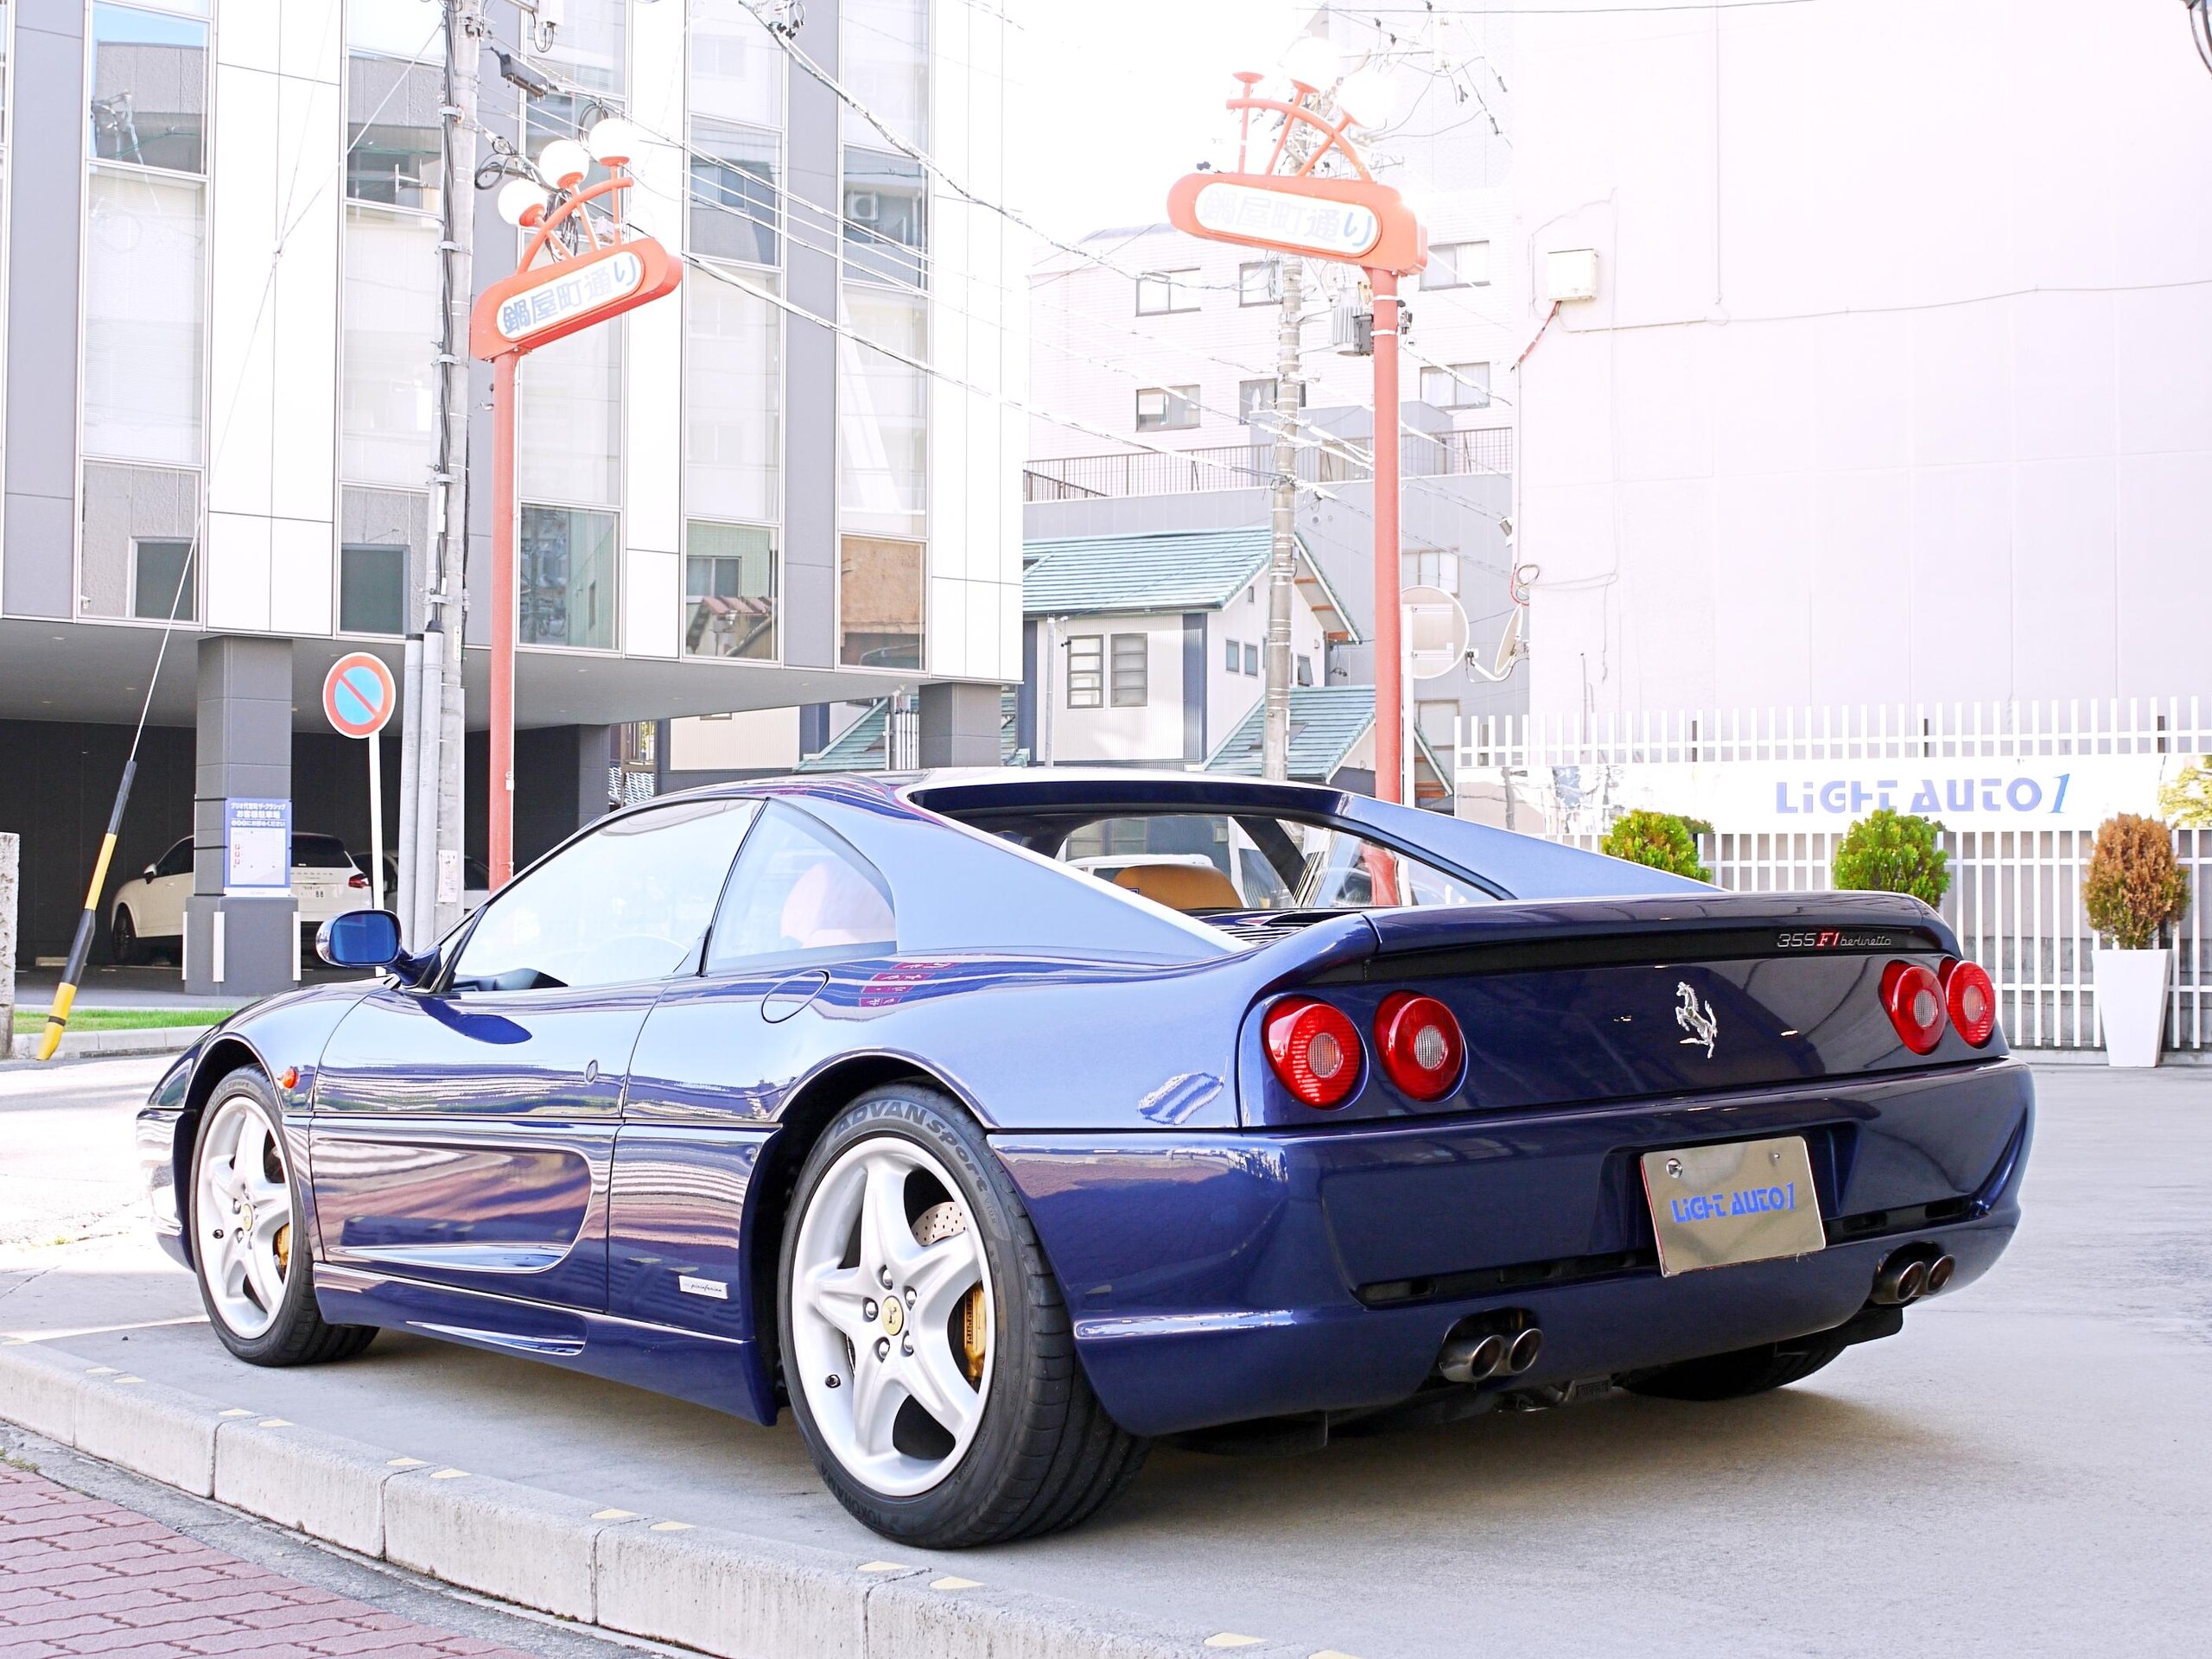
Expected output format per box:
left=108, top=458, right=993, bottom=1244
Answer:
left=1225, top=891, right=1954, bottom=995
left=1342, top=891, right=1955, bottom=981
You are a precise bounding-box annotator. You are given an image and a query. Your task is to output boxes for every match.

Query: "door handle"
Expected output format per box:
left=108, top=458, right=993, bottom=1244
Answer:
left=763, top=970, right=830, bottom=1023
left=585, top=1059, right=600, bottom=1084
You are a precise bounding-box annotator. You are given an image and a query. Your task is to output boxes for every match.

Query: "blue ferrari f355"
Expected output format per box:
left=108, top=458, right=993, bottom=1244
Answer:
left=138, top=771, right=2031, bottom=1546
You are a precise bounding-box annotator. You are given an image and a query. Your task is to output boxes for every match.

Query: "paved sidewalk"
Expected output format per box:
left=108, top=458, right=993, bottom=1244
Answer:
left=0, top=1465, right=528, bottom=1658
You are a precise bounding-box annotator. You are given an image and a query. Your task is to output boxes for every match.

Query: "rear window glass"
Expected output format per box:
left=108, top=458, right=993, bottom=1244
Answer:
left=292, top=835, right=354, bottom=869
left=1056, top=812, right=1490, bottom=914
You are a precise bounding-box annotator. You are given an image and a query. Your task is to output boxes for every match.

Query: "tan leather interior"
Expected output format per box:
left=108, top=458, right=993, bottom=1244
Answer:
left=1112, top=862, right=1242, bottom=912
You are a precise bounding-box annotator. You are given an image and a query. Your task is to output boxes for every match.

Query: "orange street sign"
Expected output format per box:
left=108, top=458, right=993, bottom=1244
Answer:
left=1167, top=170, right=1424, bottom=272
left=470, top=236, right=680, bottom=359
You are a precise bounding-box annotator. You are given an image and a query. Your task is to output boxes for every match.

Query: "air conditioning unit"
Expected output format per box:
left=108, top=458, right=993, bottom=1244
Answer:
left=1545, top=248, right=1599, bottom=302
left=1331, top=294, right=1373, bottom=356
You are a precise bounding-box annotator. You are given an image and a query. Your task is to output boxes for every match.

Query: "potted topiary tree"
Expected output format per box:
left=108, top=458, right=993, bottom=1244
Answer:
left=2082, top=813, right=2190, bottom=1068
left=1601, top=810, right=1711, bottom=882
left=1831, top=809, right=1951, bottom=908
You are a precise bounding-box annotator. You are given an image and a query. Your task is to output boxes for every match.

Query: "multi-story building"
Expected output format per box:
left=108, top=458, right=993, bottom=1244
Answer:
left=0, top=0, right=1020, bottom=988
left=1510, top=0, right=2212, bottom=720
left=1022, top=4, right=1525, bottom=774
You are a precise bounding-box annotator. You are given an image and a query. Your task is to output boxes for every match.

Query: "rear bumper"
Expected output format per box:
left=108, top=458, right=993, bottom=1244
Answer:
left=995, top=1058, right=2031, bottom=1437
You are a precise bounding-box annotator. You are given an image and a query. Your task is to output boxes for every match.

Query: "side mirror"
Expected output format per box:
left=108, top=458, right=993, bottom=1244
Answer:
left=316, top=909, right=403, bottom=969
left=143, top=866, right=158, bottom=883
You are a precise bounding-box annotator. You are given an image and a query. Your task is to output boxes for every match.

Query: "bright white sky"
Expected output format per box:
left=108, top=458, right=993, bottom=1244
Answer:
left=1007, top=0, right=1309, bottom=246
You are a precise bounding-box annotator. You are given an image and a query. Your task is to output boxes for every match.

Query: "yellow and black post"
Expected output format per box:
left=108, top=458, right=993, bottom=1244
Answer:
left=36, top=758, right=137, bottom=1062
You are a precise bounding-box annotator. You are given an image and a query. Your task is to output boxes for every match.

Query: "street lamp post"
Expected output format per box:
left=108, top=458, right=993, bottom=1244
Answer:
left=471, top=122, right=680, bottom=888
left=1166, top=57, right=1425, bottom=803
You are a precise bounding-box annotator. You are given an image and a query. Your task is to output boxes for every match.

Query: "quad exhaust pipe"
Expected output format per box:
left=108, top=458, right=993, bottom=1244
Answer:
left=1872, top=1248, right=1956, bottom=1306
left=1440, top=1325, right=1543, bottom=1385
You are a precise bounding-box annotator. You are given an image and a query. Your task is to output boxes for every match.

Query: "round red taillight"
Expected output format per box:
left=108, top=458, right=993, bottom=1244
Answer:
left=1942, top=958, right=1997, bottom=1047
left=1373, top=991, right=1465, bottom=1102
left=1880, top=960, right=1946, bottom=1055
left=1263, top=996, right=1363, bottom=1109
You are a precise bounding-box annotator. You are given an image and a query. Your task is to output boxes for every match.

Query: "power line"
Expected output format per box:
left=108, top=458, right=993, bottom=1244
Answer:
left=729, top=0, right=1254, bottom=293
left=499, top=89, right=1397, bottom=474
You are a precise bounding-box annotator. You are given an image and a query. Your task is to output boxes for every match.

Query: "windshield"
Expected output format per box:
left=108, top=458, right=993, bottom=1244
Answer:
left=1052, top=812, right=1490, bottom=914
left=292, top=834, right=354, bottom=870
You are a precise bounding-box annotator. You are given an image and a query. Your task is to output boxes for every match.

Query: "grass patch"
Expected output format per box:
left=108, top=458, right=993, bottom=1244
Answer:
left=10, top=1007, right=234, bottom=1033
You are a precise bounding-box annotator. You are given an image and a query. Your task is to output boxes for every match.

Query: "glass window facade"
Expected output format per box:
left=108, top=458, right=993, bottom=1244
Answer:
left=842, top=0, right=926, bottom=149
left=690, top=118, right=780, bottom=267
left=340, top=543, right=408, bottom=635
left=349, top=0, right=443, bottom=58
left=837, top=287, right=925, bottom=540
left=842, top=150, right=926, bottom=287
left=520, top=505, right=620, bottom=651
left=89, top=4, right=207, bottom=175
left=686, top=272, right=781, bottom=524
left=684, top=521, right=777, bottom=661
left=342, top=206, right=439, bottom=486
left=83, top=168, right=204, bottom=466
left=346, top=49, right=442, bottom=213
left=79, top=462, right=200, bottom=621
left=519, top=321, right=623, bottom=508
left=341, top=486, right=429, bottom=635
left=837, top=536, right=923, bottom=671
left=529, top=0, right=626, bottom=97
left=690, top=0, right=785, bottom=126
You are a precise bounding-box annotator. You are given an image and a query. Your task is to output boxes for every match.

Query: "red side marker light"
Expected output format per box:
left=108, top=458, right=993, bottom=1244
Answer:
left=279, top=1067, right=299, bottom=1090
left=1264, top=996, right=1363, bottom=1109
left=1940, top=957, right=1997, bottom=1047
left=1880, top=961, right=1946, bottom=1055
left=1373, top=991, right=1465, bottom=1102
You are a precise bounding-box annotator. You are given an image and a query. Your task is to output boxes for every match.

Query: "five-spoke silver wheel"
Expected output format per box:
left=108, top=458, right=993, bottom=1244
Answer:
left=788, top=1136, right=994, bottom=1497
left=194, top=1090, right=295, bottom=1340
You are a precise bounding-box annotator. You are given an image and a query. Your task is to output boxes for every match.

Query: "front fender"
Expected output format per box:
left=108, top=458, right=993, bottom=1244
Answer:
left=137, top=984, right=377, bottom=1268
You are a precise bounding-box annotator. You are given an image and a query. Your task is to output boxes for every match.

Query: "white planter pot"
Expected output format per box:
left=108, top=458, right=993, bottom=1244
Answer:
left=2094, top=947, right=2171, bottom=1068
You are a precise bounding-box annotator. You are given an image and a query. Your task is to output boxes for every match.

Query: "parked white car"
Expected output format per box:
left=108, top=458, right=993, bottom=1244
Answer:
left=109, top=833, right=368, bottom=964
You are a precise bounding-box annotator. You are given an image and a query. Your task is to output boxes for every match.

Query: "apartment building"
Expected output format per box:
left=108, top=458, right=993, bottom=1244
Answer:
left=1022, top=3, right=1526, bottom=758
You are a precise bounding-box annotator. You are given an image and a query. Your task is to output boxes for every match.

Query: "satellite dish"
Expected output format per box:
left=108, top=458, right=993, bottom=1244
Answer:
left=1401, top=586, right=1469, bottom=680
left=1466, top=596, right=1526, bottom=683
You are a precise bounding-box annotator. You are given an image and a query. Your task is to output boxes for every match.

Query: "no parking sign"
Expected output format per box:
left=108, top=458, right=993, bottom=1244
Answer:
left=323, top=652, right=396, bottom=738
left=322, top=652, right=396, bottom=915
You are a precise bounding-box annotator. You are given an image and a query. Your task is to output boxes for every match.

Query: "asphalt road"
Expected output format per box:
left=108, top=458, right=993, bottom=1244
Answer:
left=3, top=1056, right=2206, bottom=1658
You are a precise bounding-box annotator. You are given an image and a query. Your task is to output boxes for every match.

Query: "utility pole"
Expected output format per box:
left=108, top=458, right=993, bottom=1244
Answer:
left=1262, top=257, right=1303, bottom=782
left=401, top=0, right=482, bottom=950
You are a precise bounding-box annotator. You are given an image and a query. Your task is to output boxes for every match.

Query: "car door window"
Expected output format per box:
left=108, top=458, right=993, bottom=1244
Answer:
left=703, top=804, right=895, bottom=973
left=156, top=838, right=194, bottom=878
left=452, top=798, right=760, bottom=991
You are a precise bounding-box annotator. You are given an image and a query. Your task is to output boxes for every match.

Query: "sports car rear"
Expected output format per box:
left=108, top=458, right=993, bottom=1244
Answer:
left=995, top=891, right=2032, bottom=1438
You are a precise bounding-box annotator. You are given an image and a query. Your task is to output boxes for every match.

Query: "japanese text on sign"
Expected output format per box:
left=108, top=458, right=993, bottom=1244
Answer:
left=1190, top=181, right=1381, bottom=258
left=495, top=251, right=645, bottom=344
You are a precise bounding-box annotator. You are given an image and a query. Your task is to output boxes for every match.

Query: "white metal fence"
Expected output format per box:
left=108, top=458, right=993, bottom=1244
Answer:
left=1462, top=702, right=2210, bottom=1052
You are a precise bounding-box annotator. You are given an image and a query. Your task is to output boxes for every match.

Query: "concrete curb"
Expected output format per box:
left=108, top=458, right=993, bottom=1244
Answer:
left=6, top=1024, right=213, bottom=1061
left=0, top=1343, right=1318, bottom=1659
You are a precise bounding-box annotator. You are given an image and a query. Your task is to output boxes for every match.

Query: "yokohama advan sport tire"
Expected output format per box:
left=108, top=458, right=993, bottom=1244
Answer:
left=188, top=1069, right=377, bottom=1368
left=778, top=1084, right=1148, bottom=1547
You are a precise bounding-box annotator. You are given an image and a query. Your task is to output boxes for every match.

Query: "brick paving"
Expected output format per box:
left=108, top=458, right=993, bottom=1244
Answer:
left=0, top=1465, right=535, bottom=1658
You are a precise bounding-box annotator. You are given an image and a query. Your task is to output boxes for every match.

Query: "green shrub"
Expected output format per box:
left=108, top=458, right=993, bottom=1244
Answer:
left=1832, top=810, right=1950, bottom=907
left=2158, top=757, right=2212, bottom=830
left=1601, top=810, right=1710, bottom=882
left=2083, top=813, right=2189, bottom=950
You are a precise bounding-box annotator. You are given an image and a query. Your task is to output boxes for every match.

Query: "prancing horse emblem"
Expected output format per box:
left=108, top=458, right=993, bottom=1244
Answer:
left=1675, top=982, right=1718, bottom=1058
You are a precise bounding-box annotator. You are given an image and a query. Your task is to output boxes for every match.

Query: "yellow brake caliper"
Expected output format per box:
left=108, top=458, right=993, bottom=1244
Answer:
left=913, top=1200, right=988, bottom=1383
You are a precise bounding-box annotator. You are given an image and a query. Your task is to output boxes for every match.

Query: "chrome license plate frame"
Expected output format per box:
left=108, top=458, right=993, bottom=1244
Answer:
left=1641, top=1135, right=1826, bottom=1277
